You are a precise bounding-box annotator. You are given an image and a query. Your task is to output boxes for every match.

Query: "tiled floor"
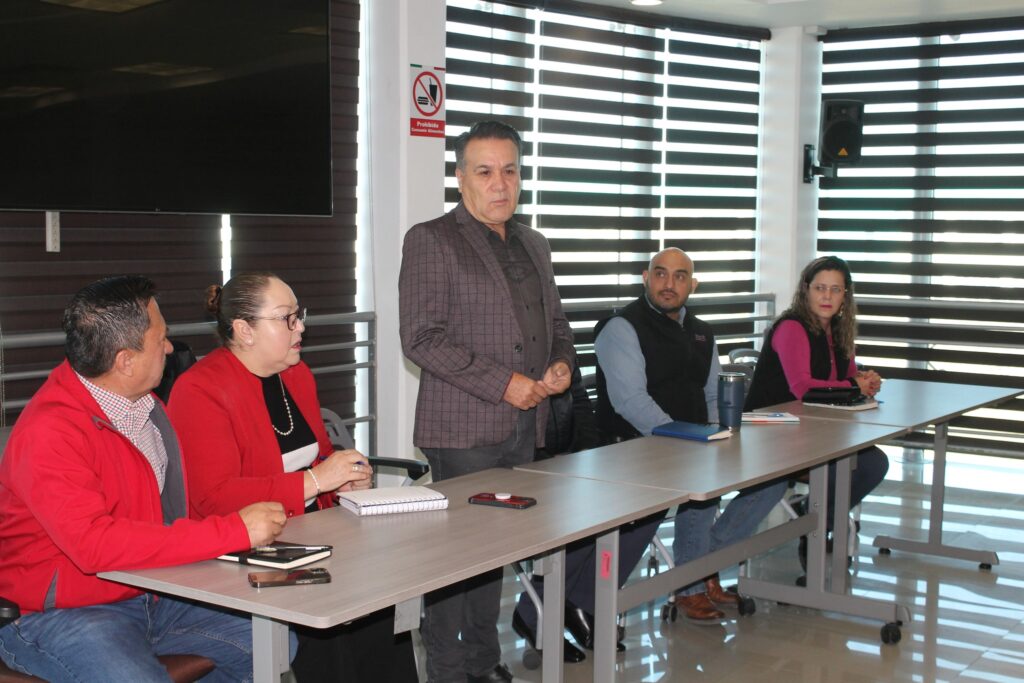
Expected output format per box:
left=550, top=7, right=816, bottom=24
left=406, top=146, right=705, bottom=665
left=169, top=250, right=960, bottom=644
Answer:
left=413, top=446, right=1024, bottom=682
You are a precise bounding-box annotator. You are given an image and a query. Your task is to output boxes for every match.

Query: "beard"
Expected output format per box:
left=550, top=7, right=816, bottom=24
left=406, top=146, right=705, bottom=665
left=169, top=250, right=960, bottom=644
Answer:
left=644, top=289, right=683, bottom=316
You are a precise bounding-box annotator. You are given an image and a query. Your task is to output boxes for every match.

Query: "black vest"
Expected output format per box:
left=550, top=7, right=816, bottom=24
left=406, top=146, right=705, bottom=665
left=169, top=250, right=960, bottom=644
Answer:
left=745, top=314, right=853, bottom=410
left=595, top=296, right=715, bottom=442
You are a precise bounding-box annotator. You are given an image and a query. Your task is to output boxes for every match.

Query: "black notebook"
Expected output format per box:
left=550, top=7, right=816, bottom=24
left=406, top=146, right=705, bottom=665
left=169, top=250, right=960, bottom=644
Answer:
left=802, top=387, right=878, bottom=411
left=218, top=542, right=333, bottom=569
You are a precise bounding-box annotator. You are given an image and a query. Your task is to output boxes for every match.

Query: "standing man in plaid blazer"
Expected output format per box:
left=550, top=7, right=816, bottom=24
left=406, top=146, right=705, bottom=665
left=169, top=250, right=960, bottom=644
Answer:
left=399, top=120, right=575, bottom=683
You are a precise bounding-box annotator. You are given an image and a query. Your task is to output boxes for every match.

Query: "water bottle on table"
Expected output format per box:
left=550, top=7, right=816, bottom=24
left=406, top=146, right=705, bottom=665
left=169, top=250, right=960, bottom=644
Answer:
left=717, top=372, right=746, bottom=431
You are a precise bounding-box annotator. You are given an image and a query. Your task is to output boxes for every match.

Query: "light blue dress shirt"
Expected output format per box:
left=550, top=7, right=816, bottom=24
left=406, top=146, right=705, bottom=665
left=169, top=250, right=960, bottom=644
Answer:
left=594, top=303, right=722, bottom=436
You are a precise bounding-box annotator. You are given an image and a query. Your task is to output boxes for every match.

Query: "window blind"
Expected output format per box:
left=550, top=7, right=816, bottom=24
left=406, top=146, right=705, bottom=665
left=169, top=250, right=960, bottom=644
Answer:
left=0, top=213, right=222, bottom=425
left=445, top=0, right=766, bottom=372
left=820, top=19, right=1024, bottom=454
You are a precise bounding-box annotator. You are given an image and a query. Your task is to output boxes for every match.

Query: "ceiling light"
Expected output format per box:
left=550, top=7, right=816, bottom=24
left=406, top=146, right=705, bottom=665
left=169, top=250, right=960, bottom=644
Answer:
left=630, top=0, right=664, bottom=5
left=41, top=0, right=164, bottom=13
left=114, top=63, right=211, bottom=77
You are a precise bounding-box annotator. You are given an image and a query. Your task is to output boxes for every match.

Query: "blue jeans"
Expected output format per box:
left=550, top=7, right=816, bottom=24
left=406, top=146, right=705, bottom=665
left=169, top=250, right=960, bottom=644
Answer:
left=674, top=479, right=787, bottom=597
left=0, top=593, right=290, bottom=682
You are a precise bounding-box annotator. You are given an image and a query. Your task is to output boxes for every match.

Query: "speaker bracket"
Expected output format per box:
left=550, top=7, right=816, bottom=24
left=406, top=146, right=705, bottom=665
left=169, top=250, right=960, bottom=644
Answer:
left=803, top=144, right=836, bottom=184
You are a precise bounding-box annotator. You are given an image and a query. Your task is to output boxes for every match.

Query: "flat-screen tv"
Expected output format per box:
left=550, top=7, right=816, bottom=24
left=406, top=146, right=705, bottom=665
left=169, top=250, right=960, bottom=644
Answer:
left=0, top=0, right=332, bottom=216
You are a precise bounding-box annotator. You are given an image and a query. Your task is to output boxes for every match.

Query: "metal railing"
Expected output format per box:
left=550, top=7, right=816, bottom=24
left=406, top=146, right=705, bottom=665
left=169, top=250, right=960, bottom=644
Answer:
left=0, top=312, right=379, bottom=456
left=4, top=294, right=1018, bottom=460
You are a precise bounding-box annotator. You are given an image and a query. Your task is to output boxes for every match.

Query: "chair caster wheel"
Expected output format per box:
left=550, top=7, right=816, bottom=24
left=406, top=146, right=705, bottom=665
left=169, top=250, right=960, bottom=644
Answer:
left=878, top=547, right=891, bottom=555
left=795, top=575, right=806, bottom=588
left=881, top=622, right=901, bottom=644
left=522, top=646, right=541, bottom=670
left=980, top=562, right=992, bottom=571
left=660, top=603, right=677, bottom=622
left=738, top=597, right=756, bottom=616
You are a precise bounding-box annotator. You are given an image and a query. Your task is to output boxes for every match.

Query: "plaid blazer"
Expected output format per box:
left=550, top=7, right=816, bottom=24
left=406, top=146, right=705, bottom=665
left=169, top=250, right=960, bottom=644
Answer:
left=399, top=203, right=575, bottom=449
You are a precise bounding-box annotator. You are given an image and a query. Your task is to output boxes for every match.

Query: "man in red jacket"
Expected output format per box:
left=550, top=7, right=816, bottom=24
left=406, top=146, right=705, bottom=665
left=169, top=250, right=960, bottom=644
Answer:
left=0, top=275, right=288, bottom=682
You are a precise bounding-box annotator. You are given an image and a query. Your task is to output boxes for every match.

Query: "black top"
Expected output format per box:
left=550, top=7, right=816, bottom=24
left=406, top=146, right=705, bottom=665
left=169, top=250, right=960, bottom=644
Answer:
left=594, top=295, right=715, bottom=443
left=485, top=222, right=549, bottom=380
left=259, top=374, right=317, bottom=454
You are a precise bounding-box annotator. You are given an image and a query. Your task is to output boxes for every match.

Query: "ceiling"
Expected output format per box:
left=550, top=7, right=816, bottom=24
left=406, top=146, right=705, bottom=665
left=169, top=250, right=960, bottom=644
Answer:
left=581, top=0, right=1024, bottom=31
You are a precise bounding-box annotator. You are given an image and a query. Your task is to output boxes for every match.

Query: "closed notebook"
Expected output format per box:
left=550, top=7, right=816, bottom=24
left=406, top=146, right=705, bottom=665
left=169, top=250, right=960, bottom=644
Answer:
left=652, top=421, right=732, bottom=442
left=338, top=486, right=449, bottom=516
left=742, top=411, right=800, bottom=424
left=218, top=542, right=332, bottom=569
left=802, top=397, right=879, bottom=411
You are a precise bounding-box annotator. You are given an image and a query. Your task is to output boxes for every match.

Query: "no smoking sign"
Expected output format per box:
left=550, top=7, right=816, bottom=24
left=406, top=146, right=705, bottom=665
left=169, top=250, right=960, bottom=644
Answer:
left=410, top=65, right=445, bottom=138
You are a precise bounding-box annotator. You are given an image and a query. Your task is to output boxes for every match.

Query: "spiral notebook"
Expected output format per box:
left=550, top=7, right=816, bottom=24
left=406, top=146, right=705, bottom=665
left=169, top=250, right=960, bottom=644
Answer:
left=338, top=486, right=449, bottom=516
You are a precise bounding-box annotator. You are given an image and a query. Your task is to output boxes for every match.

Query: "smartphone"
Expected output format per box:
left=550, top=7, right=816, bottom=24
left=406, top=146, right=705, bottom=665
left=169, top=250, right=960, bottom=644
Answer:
left=247, top=567, right=331, bottom=588
left=468, top=492, right=537, bottom=509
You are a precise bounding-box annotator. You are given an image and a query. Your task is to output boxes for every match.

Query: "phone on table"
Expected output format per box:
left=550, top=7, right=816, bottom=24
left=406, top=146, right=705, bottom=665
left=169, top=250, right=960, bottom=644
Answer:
left=247, top=567, right=331, bottom=588
left=468, top=492, right=536, bottom=509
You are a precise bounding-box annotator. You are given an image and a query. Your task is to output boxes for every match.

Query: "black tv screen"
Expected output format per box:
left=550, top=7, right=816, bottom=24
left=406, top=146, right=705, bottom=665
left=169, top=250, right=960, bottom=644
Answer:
left=0, top=0, right=332, bottom=216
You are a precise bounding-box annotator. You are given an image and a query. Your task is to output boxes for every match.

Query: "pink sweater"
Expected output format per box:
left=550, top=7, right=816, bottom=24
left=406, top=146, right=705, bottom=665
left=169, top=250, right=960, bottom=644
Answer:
left=772, top=319, right=859, bottom=400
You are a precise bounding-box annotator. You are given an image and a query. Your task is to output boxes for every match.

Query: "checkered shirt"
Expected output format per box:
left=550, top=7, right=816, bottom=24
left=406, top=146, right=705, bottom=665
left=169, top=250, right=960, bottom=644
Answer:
left=77, top=373, right=168, bottom=492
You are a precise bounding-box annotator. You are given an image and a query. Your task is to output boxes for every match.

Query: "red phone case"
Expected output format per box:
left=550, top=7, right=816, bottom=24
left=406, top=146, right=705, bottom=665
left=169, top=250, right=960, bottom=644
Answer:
left=468, top=492, right=537, bottom=509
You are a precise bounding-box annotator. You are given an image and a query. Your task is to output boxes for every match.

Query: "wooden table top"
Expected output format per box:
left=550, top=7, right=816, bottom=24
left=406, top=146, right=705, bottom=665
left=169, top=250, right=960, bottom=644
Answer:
left=518, top=419, right=904, bottom=501
left=101, top=467, right=682, bottom=629
left=771, top=379, right=1020, bottom=430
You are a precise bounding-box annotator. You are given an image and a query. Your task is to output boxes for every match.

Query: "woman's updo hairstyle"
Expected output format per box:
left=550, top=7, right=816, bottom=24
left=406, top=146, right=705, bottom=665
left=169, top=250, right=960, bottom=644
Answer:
left=205, top=272, right=277, bottom=345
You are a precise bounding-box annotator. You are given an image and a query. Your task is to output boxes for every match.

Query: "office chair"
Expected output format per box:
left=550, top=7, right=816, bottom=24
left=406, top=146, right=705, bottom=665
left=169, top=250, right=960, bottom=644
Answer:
left=319, top=408, right=429, bottom=486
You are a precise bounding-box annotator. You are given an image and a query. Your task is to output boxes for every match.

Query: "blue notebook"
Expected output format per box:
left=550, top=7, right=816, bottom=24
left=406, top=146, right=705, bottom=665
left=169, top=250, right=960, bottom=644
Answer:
left=652, top=421, right=732, bottom=442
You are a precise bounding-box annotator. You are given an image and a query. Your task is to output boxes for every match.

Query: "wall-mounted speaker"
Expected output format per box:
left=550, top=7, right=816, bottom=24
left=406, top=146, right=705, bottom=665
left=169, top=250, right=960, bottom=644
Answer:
left=818, top=100, right=864, bottom=165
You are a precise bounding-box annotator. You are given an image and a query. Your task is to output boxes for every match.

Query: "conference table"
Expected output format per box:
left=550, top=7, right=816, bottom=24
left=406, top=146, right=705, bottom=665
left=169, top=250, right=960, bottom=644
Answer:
left=101, top=467, right=682, bottom=683
left=517, top=417, right=911, bottom=682
left=773, top=379, right=1021, bottom=568
left=96, top=380, right=1020, bottom=682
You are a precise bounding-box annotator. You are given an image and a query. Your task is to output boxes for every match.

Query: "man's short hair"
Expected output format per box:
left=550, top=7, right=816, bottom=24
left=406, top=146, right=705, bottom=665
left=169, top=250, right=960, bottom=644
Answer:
left=63, top=275, right=157, bottom=378
left=454, top=120, right=523, bottom=171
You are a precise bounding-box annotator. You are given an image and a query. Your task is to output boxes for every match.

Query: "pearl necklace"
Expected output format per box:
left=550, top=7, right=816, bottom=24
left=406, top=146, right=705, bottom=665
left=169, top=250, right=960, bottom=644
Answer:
left=271, top=375, right=295, bottom=436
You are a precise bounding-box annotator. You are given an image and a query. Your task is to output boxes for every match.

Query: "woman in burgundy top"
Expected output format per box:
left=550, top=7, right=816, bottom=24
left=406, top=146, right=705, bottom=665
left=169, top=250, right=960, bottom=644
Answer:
left=746, top=256, right=889, bottom=564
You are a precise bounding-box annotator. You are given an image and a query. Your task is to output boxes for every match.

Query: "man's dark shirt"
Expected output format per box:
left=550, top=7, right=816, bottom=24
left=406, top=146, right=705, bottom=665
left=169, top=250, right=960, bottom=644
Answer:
left=484, top=222, right=548, bottom=380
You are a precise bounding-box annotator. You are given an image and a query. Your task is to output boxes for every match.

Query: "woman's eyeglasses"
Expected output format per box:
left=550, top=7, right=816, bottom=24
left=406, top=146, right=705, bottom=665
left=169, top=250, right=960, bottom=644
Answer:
left=254, top=307, right=307, bottom=330
left=810, top=284, right=845, bottom=296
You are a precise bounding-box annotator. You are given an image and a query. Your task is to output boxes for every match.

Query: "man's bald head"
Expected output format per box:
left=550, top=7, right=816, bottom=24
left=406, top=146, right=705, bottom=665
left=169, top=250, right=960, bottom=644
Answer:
left=642, top=248, right=698, bottom=320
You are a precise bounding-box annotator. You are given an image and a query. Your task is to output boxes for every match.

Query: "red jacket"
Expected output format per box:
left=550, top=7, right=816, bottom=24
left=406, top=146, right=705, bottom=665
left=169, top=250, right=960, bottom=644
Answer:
left=167, top=347, right=334, bottom=519
left=0, top=361, right=250, bottom=613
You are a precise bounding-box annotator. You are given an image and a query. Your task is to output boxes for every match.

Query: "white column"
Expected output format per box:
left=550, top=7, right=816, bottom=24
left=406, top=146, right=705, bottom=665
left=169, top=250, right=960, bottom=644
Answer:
left=365, top=0, right=446, bottom=459
left=757, top=26, right=823, bottom=316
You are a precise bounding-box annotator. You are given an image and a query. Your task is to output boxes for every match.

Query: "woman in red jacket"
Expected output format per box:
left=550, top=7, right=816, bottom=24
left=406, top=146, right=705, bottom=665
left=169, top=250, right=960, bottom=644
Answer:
left=168, top=272, right=417, bottom=683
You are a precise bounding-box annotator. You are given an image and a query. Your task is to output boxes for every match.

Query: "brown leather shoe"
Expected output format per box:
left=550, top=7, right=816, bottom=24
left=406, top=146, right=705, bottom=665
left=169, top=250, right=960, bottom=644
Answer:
left=674, top=593, right=725, bottom=623
left=705, top=574, right=739, bottom=607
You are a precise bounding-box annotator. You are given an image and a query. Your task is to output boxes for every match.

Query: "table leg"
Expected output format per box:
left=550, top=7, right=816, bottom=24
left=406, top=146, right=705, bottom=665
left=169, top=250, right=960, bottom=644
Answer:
left=831, top=454, right=853, bottom=594
left=742, top=461, right=911, bottom=631
left=251, top=615, right=289, bottom=683
left=872, top=422, right=999, bottom=567
left=593, top=529, right=620, bottom=683
left=539, top=549, right=566, bottom=683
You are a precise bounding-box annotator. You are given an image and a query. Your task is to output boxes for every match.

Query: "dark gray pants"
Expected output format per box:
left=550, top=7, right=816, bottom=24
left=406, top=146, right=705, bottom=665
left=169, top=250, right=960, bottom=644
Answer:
left=420, top=410, right=536, bottom=683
